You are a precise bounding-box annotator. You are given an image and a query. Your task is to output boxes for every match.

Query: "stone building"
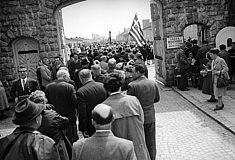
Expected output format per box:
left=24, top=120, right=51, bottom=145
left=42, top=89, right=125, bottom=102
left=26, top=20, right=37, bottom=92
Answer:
left=150, top=0, right=235, bottom=85
left=0, top=0, right=235, bottom=98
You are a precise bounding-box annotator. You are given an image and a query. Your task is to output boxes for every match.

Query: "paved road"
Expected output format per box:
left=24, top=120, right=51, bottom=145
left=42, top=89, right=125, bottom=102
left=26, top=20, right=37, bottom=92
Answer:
left=156, top=86, right=235, bottom=160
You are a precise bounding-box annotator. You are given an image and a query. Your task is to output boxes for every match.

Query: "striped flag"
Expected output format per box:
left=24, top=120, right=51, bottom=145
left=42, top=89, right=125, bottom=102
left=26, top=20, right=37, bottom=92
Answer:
left=129, top=14, right=145, bottom=47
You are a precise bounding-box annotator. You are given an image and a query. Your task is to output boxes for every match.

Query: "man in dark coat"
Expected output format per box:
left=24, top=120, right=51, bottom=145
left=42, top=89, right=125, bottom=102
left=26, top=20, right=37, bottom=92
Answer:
left=10, top=65, right=39, bottom=103
left=68, top=53, right=82, bottom=81
left=127, top=63, right=160, bottom=160
left=51, top=56, right=66, bottom=80
left=0, top=99, right=60, bottom=160
left=196, top=40, right=211, bottom=89
left=176, top=47, right=191, bottom=91
left=76, top=69, right=107, bottom=137
left=45, top=69, right=78, bottom=143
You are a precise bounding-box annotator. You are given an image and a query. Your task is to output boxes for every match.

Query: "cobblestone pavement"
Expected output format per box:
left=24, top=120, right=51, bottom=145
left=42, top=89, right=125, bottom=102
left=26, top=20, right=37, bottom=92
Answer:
left=156, top=86, right=235, bottom=160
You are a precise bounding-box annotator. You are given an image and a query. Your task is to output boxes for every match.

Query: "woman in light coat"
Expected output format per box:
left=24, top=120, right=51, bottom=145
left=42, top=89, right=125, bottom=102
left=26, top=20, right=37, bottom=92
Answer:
left=209, top=49, right=229, bottom=111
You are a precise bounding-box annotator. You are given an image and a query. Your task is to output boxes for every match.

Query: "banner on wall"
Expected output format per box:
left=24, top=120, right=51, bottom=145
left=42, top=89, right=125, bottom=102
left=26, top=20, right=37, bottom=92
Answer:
left=166, top=36, right=184, bottom=49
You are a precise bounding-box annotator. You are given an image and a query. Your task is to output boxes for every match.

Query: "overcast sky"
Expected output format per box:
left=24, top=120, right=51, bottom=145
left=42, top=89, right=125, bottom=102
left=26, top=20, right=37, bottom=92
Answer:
left=62, top=0, right=151, bottom=39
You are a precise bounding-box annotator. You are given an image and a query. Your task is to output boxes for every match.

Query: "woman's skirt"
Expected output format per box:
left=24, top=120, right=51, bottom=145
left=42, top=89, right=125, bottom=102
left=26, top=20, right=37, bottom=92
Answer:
left=202, top=72, right=213, bottom=95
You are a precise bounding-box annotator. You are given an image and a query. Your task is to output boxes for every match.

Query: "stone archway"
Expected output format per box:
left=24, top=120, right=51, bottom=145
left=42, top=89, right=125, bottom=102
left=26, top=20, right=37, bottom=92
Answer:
left=216, top=26, right=235, bottom=49
left=150, top=0, right=166, bottom=81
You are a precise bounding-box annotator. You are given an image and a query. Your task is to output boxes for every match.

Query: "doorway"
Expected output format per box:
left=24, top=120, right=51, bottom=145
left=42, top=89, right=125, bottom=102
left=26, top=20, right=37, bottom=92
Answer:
left=183, top=24, right=208, bottom=46
left=12, top=37, right=40, bottom=80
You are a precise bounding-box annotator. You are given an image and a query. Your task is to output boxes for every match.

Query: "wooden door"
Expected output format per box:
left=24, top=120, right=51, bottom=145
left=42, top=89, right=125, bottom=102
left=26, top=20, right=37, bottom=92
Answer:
left=12, top=37, right=39, bottom=80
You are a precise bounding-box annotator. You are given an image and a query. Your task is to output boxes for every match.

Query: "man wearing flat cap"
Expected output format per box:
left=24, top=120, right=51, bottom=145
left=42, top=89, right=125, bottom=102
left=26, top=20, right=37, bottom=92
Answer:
left=0, top=99, right=60, bottom=160
left=10, top=65, right=39, bottom=103
left=72, top=104, right=137, bottom=160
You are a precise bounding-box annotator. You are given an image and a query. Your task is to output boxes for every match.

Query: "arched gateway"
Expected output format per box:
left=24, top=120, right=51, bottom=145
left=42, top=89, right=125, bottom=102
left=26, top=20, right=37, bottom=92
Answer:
left=0, top=0, right=234, bottom=88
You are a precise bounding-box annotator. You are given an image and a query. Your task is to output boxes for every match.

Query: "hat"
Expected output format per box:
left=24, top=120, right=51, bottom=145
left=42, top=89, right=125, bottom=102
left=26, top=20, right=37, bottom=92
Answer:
left=12, top=99, right=45, bottom=125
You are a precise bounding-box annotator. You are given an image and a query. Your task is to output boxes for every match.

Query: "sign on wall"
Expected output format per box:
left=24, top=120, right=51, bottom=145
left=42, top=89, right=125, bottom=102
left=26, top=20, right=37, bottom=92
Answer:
left=166, top=36, right=184, bottom=49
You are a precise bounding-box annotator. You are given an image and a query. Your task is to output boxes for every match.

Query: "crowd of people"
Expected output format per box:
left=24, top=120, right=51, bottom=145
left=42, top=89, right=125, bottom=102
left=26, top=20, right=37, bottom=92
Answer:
left=176, top=39, right=235, bottom=111
left=0, top=42, right=160, bottom=160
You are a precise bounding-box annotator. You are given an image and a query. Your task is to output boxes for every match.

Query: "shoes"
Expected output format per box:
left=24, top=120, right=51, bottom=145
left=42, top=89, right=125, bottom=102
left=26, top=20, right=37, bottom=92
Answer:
left=207, top=98, right=218, bottom=102
left=213, top=104, right=224, bottom=111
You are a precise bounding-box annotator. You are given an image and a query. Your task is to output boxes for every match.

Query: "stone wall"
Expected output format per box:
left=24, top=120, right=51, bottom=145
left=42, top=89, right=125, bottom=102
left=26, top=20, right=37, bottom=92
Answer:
left=0, top=0, right=83, bottom=99
left=0, top=0, right=234, bottom=92
left=0, top=0, right=60, bottom=81
left=159, top=0, right=231, bottom=85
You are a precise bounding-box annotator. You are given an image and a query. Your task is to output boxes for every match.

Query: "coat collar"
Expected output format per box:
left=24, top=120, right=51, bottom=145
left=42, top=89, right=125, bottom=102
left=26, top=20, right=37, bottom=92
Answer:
left=135, top=75, right=147, bottom=81
left=92, top=130, right=114, bottom=137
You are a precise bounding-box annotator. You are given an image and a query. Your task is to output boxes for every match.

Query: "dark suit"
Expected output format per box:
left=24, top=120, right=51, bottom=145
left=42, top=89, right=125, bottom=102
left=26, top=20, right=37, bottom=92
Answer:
left=127, top=76, right=160, bottom=160
left=176, top=49, right=191, bottom=90
left=45, top=80, right=78, bottom=143
left=10, top=78, right=38, bottom=101
left=76, top=80, right=107, bottom=136
left=72, top=130, right=137, bottom=160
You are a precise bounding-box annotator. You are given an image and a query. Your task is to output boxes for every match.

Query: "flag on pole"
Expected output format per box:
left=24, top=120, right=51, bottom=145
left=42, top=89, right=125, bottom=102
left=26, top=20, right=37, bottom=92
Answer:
left=129, top=14, right=145, bottom=47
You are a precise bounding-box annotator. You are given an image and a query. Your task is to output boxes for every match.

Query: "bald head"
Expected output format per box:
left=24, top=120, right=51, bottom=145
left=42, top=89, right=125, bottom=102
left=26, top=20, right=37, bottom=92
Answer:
left=79, top=69, right=92, bottom=85
left=92, top=104, right=114, bottom=125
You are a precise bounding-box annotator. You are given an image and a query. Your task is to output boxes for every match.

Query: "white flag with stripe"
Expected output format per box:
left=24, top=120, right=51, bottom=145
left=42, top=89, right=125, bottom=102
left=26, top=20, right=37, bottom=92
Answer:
left=129, top=14, right=145, bottom=47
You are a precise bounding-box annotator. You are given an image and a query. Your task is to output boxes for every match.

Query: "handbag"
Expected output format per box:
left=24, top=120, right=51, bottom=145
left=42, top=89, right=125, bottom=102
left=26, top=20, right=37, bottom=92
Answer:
left=217, top=71, right=229, bottom=88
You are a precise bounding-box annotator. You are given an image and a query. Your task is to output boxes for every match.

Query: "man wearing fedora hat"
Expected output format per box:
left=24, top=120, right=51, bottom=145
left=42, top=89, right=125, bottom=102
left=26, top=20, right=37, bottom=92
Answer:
left=0, top=98, right=60, bottom=160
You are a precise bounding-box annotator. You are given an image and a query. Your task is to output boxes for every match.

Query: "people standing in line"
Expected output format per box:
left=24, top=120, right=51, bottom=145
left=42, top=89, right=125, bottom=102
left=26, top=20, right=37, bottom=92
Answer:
left=127, top=63, right=160, bottom=160
left=74, top=57, right=90, bottom=90
left=103, top=73, right=151, bottom=160
left=39, top=57, right=52, bottom=91
left=209, top=49, right=229, bottom=111
left=99, top=55, right=109, bottom=71
left=134, top=52, right=148, bottom=78
left=218, top=44, right=230, bottom=67
left=201, top=52, right=217, bottom=102
left=190, top=39, right=200, bottom=59
left=45, top=69, right=78, bottom=143
left=0, top=99, right=61, bottom=160
left=0, top=80, right=9, bottom=120
left=10, top=65, right=39, bottom=103
left=196, top=40, right=211, bottom=89
left=91, top=64, right=106, bottom=83
left=68, top=53, right=82, bottom=81
left=28, top=90, right=72, bottom=160
left=176, top=45, right=191, bottom=91
left=72, top=104, right=137, bottom=160
left=190, top=40, right=200, bottom=87
left=76, top=69, right=107, bottom=137
left=51, top=56, right=66, bottom=80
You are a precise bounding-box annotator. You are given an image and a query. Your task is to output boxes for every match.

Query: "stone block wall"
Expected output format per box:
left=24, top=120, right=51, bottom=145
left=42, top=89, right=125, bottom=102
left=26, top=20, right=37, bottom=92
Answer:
left=159, top=0, right=231, bottom=85
left=0, top=0, right=61, bottom=82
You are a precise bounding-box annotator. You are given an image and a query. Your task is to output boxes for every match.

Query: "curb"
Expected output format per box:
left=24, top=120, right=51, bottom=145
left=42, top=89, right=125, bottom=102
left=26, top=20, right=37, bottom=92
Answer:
left=172, top=86, right=235, bottom=136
